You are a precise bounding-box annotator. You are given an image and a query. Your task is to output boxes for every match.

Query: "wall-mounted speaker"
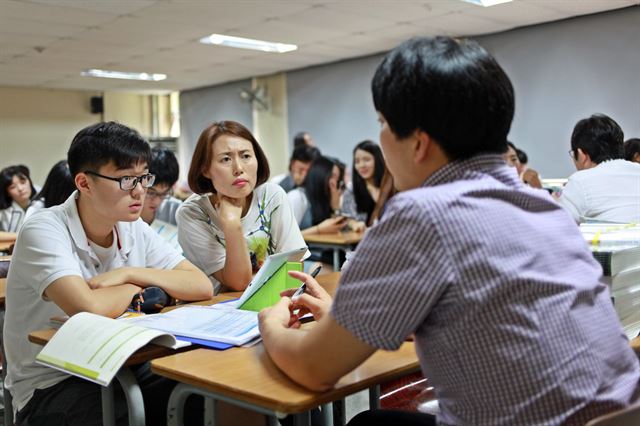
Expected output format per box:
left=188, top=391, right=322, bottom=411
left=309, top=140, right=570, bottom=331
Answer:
left=90, top=96, right=104, bottom=114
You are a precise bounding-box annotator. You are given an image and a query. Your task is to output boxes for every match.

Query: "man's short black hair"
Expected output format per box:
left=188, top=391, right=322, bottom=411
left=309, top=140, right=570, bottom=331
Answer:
left=571, top=114, right=624, bottom=164
left=290, top=145, right=320, bottom=165
left=293, top=131, right=309, bottom=148
left=372, top=36, right=514, bottom=160
left=149, top=147, right=179, bottom=187
left=624, top=138, right=640, bottom=162
left=67, top=122, right=151, bottom=177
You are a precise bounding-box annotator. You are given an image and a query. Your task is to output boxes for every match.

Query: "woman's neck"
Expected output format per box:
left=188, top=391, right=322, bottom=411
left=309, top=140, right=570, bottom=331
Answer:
left=15, top=198, right=30, bottom=210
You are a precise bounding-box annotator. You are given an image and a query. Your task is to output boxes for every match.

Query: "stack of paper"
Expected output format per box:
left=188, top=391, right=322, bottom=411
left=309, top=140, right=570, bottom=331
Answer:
left=580, top=223, right=640, bottom=339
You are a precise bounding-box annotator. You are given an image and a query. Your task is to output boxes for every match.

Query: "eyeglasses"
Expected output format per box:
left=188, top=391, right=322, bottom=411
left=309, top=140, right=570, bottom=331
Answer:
left=146, top=188, right=173, bottom=200
left=84, top=171, right=156, bottom=191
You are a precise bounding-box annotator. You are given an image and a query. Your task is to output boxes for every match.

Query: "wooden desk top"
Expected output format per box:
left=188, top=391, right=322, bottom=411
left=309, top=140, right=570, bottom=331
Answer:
left=0, top=241, right=12, bottom=253
left=151, top=342, right=419, bottom=414
left=0, top=278, right=6, bottom=304
left=304, top=231, right=363, bottom=246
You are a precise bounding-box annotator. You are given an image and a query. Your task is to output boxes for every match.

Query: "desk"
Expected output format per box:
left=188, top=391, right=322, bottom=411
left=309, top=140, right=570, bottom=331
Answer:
left=152, top=342, right=419, bottom=426
left=304, top=232, right=363, bottom=271
left=0, top=278, right=6, bottom=306
left=0, top=242, right=12, bottom=254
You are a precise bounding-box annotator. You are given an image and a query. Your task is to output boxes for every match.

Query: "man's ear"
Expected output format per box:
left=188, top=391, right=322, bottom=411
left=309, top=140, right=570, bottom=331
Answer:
left=75, top=173, right=91, bottom=195
left=576, top=148, right=591, bottom=166
left=633, top=152, right=640, bottom=163
left=413, top=129, right=433, bottom=164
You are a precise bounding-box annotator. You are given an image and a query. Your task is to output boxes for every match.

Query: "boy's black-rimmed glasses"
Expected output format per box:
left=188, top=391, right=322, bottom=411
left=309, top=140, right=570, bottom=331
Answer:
left=84, top=171, right=156, bottom=191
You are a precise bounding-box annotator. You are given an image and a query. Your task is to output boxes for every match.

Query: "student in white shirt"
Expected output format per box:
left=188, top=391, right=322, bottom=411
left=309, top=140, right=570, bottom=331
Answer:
left=4, top=122, right=212, bottom=426
left=0, top=164, right=37, bottom=233
left=177, top=120, right=307, bottom=294
left=559, top=114, right=640, bottom=223
left=141, top=147, right=182, bottom=251
left=24, top=159, right=76, bottom=220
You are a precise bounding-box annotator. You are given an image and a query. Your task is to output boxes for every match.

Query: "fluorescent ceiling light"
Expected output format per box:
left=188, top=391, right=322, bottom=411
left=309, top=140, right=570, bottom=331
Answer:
left=461, top=0, right=513, bottom=6
left=199, top=34, right=297, bottom=53
left=81, top=69, right=167, bottom=81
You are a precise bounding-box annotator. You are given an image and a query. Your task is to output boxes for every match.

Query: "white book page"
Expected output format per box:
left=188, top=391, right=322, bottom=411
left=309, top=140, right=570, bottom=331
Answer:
left=36, top=312, right=175, bottom=386
left=124, top=305, right=259, bottom=346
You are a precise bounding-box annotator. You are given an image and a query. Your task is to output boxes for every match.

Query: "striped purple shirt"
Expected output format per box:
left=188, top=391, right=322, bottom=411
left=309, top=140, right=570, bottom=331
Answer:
left=332, top=154, right=640, bottom=425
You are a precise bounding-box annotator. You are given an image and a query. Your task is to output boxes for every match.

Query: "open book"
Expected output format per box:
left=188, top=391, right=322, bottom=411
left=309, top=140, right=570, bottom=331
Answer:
left=35, top=312, right=189, bottom=387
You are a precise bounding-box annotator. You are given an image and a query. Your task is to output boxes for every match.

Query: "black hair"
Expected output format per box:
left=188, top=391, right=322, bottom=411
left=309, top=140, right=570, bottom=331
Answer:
left=571, top=114, right=624, bottom=164
left=302, top=156, right=341, bottom=225
left=67, top=121, right=151, bottom=177
left=372, top=36, right=514, bottom=160
left=352, top=140, right=385, bottom=223
left=290, top=145, right=320, bottom=166
left=149, top=147, right=179, bottom=187
left=516, top=148, right=528, bottom=165
left=293, top=131, right=310, bottom=148
left=624, top=138, right=640, bottom=162
left=0, top=165, right=37, bottom=210
left=504, top=141, right=517, bottom=154
left=36, top=160, right=76, bottom=208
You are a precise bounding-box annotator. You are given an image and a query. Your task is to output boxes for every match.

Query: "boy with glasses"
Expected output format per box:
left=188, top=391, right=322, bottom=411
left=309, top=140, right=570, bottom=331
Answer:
left=141, top=147, right=183, bottom=251
left=4, top=122, right=212, bottom=425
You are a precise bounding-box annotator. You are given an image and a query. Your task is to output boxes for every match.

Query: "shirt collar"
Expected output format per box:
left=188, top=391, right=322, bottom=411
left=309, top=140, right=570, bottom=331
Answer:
left=62, top=191, right=133, bottom=256
left=422, top=153, right=522, bottom=188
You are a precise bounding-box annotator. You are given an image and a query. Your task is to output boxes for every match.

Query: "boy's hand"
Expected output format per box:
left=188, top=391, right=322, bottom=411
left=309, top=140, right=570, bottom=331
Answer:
left=281, top=270, right=333, bottom=322
left=259, top=297, right=300, bottom=332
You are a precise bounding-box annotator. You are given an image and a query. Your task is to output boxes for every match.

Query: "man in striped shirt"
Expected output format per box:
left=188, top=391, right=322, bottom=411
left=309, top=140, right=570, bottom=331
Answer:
left=259, top=36, right=640, bottom=425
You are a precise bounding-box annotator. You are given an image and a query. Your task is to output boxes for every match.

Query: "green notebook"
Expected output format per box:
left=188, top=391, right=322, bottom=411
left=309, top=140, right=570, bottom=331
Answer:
left=238, top=261, right=303, bottom=312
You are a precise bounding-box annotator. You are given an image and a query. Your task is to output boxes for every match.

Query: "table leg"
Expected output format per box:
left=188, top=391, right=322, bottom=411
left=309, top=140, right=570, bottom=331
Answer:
left=115, top=368, right=145, bottom=426
left=369, top=385, right=380, bottom=410
left=321, top=403, right=333, bottom=426
left=332, top=399, right=346, bottom=426
left=332, top=249, right=340, bottom=271
left=293, top=411, right=311, bottom=426
left=167, top=383, right=191, bottom=426
left=101, top=383, right=115, bottom=426
left=204, top=396, right=216, bottom=426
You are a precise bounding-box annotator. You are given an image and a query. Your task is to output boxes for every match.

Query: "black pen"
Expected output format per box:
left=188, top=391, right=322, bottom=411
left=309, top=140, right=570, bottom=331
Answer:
left=292, top=266, right=322, bottom=300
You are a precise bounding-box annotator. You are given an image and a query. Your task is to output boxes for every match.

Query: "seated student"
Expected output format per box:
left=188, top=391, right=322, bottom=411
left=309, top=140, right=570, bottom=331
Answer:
left=341, top=140, right=385, bottom=229
left=258, top=36, right=640, bottom=426
left=624, top=138, right=640, bottom=163
left=4, top=122, right=212, bottom=426
left=142, top=147, right=183, bottom=226
left=559, top=114, right=640, bottom=223
left=502, top=142, right=542, bottom=189
left=141, top=147, right=182, bottom=251
left=293, top=130, right=315, bottom=148
left=25, top=159, right=76, bottom=219
left=272, top=144, right=320, bottom=193
left=0, top=164, right=37, bottom=233
left=287, top=156, right=348, bottom=236
left=176, top=121, right=307, bottom=294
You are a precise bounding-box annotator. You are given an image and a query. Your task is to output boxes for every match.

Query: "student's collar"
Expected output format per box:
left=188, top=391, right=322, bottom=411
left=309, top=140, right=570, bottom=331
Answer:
left=63, top=191, right=133, bottom=257
left=422, top=153, right=516, bottom=188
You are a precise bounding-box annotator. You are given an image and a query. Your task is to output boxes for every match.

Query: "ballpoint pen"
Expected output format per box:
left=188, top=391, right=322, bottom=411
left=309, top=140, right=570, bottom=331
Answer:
left=292, top=265, right=322, bottom=300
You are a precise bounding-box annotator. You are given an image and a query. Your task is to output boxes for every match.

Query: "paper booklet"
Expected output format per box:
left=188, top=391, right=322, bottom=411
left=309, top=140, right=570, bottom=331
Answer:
left=36, top=311, right=189, bottom=387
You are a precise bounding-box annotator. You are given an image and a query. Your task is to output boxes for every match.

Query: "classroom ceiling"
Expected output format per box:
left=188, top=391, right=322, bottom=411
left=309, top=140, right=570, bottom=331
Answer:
left=1, top=0, right=637, bottom=93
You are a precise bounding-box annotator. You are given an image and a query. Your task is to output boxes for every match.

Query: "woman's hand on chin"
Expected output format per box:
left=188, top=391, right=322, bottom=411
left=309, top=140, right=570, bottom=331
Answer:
left=214, top=194, right=244, bottom=229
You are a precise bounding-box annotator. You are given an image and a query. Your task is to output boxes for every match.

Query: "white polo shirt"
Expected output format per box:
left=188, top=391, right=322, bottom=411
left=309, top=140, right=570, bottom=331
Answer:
left=3, top=191, right=184, bottom=412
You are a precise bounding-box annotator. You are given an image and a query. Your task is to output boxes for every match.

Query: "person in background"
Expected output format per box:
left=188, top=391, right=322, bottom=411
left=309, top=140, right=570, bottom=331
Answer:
left=624, top=138, right=640, bottom=163
left=25, top=160, right=76, bottom=219
left=293, top=131, right=315, bottom=148
left=0, top=164, right=37, bottom=233
left=516, top=148, right=528, bottom=175
left=559, top=114, right=640, bottom=223
left=177, top=121, right=307, bottom=294
left=273, top=144, right=320, bottom=193
left=342, top=140, right=385, bottom=229
left=141, top=147, right=182, bottom=251
left=142, top=147, right=182, bottom=226
left=503, top=142, right=542, bottom=189
left=287, top=156, right=348, bottom=237
left=259, top=35, right=640, bottom=426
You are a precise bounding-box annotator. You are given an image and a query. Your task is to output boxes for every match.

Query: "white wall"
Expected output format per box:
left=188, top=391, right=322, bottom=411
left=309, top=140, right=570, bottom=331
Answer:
left=0, top=86, right=100, bottom=184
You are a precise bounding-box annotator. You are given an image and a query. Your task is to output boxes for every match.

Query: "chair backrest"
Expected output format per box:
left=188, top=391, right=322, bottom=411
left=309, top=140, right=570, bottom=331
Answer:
left=585, top=403, right=640, bottom=426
